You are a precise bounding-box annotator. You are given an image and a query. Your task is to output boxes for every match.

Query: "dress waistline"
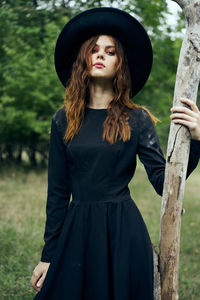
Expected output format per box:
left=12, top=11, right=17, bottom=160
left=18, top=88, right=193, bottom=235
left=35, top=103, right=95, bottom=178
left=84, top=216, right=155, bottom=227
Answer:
left=71, top=195, right=133, bottom=204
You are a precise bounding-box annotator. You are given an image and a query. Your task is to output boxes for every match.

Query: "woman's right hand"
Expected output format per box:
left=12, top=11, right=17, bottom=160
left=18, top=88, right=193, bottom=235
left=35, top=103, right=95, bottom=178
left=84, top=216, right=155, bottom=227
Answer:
left=30, top=261, right=50, bottom=292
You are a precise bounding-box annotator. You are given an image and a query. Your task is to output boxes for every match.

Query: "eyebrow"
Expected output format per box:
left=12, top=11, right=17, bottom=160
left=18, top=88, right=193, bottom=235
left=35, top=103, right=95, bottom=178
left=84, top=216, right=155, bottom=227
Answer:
left=94, top=43, right=115, bottom=48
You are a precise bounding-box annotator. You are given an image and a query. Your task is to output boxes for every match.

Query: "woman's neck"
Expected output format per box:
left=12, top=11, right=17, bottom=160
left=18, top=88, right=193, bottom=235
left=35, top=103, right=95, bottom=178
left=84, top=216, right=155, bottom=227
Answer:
left=88, top=80, right=113, bottom=109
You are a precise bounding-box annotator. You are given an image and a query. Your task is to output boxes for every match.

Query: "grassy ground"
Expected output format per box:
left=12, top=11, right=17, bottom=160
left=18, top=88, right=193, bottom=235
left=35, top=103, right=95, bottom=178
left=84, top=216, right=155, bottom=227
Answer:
left=0, top=160, right=199, bottom=299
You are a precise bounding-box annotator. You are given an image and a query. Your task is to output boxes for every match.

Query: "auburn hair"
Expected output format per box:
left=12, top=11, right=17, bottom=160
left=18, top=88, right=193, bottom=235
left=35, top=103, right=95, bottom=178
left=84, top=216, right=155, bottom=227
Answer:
left=62, top=34, right=159, bottom=145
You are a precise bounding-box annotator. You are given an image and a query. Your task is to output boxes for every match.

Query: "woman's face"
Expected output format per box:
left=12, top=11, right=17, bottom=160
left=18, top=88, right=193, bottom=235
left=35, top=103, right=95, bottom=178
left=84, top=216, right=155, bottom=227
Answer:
left=89, top=35, right=117, bottom=80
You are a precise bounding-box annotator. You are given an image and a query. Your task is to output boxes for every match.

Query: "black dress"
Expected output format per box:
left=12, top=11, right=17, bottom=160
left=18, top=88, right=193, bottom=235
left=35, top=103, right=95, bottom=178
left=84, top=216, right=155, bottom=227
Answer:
left=33, top=106, right=200, bottom=300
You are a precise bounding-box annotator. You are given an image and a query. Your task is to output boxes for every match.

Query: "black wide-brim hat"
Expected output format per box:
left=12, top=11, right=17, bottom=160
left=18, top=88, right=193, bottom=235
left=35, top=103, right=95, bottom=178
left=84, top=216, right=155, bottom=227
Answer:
left=54, top=7, right=153, bottom=98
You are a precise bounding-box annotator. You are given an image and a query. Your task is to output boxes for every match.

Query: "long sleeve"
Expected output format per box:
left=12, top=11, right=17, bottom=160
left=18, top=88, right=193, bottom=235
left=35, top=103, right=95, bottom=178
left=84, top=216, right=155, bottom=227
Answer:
left=136, top=109, right=200, bottom=196
left=41, top=114, right=71, bottom=262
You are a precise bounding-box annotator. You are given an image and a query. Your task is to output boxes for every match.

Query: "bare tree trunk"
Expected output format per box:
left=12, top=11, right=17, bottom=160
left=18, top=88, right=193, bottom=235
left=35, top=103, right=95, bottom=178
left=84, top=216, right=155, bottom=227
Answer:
left=159, top=1, right=200, bottom=299
left=153, top=246, right=161, bottom=300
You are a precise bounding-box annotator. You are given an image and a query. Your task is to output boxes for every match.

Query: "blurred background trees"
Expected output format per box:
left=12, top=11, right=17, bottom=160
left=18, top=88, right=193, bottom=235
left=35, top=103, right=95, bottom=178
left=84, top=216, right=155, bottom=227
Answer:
left=1, top=0, right=198, bottom=165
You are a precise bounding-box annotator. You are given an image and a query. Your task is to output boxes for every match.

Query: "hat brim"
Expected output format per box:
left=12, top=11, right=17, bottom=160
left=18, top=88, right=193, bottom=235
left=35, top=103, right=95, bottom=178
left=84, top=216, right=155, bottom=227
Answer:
left=54, top=7, right=153, bottom=98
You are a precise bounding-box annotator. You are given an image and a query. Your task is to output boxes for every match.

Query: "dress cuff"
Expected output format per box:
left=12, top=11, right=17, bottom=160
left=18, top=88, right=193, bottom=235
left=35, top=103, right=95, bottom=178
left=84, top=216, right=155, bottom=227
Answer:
left=191, top=139, right=200, bottom=155
left=40, top=245, right=51, bottom=263
left=41, top=251, right=51, bottom=263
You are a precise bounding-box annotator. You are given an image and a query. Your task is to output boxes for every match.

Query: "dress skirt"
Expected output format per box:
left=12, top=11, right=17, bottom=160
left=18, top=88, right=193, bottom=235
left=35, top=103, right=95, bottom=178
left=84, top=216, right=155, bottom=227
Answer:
left=33, top=197, right=154, bottom=300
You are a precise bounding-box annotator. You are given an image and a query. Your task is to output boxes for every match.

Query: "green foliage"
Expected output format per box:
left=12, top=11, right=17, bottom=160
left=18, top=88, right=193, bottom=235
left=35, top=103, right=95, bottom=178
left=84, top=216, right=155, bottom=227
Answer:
left=0, top=2, right=68, bottom=163
left=1, top=0, right=198, bottom=163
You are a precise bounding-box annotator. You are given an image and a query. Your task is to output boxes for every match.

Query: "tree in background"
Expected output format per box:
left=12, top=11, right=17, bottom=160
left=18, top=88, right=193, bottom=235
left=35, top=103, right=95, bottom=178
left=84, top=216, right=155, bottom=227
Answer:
left=1, top=0, right=194, bottom=165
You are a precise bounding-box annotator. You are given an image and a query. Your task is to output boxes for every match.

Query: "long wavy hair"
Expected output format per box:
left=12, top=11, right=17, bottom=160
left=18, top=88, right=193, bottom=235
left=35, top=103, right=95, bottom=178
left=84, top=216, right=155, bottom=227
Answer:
left=63, top=34, right=159, bottom=145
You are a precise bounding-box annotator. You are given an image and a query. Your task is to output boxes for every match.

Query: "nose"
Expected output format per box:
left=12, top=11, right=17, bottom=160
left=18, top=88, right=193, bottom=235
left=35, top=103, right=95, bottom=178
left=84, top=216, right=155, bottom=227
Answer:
left=97, top=53, right=104, bottom=59
left=97, top=48, right=105, bottom=59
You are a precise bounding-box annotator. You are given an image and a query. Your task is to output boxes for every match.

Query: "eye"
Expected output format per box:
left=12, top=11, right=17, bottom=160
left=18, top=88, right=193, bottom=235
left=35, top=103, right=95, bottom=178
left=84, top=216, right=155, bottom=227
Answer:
left=107, top=51, right=115, bottom=55
left=106, top=48, right=115, bottom=55
left=91, top=47, right=98, bottom=53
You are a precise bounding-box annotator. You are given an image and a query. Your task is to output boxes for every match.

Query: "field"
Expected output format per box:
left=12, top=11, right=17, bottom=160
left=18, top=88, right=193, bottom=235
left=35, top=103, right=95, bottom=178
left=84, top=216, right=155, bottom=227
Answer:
left=0, top=160, right=199, bottom=299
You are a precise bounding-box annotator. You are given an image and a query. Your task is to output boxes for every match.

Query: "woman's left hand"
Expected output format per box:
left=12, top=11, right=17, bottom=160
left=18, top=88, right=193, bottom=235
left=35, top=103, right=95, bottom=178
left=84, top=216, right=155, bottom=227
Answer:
left=170, top=97, right=200, bottom=141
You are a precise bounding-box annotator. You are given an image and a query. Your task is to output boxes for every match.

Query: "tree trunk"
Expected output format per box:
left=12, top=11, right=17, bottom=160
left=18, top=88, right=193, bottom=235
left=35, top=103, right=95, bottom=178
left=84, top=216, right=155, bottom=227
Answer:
left=158, top=1, right=200, bottom=299
left=16, top=144, right=22, bottom=163
left=27, top=147, right=37, bottom=166
left=6, top=144, right=14, bottom=161
left=153, top=246, right=161, bottom=300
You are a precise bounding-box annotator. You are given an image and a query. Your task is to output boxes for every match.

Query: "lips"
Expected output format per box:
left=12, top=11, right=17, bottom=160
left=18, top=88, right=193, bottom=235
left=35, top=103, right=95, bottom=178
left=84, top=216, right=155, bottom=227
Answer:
left=93, top=62, right=105, bottom=68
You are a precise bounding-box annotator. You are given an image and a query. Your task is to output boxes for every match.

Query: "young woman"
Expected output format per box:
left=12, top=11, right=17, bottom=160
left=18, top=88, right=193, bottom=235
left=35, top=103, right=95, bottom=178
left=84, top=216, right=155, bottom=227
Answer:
left=30, top=7, right=200, bottom=300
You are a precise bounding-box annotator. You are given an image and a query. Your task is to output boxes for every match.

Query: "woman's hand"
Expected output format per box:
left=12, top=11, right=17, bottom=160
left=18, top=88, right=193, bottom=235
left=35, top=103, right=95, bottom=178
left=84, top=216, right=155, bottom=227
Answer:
left=170, top=97, right=200, bottom=141
left=30, top=261, right=50, bottom=292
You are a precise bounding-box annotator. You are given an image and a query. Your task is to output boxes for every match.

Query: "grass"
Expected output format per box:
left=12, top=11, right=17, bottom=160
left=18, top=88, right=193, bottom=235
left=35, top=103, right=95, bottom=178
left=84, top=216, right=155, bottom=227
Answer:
left=0, top=160, right=199, bottom=299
